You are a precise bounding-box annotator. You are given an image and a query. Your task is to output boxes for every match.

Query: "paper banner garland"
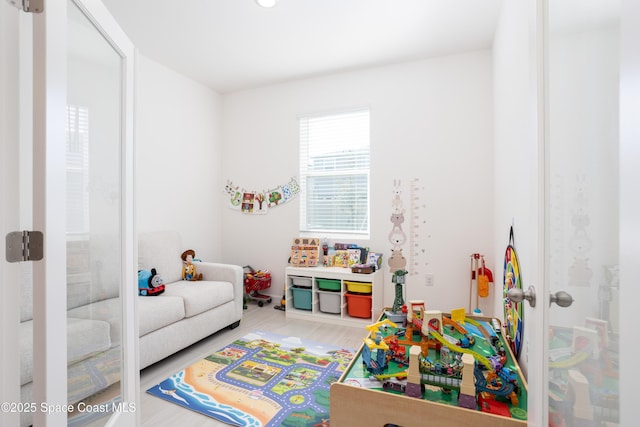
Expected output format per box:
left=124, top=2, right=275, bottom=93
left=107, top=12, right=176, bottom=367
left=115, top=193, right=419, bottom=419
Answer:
left=224, top=177, right=300, bottom=214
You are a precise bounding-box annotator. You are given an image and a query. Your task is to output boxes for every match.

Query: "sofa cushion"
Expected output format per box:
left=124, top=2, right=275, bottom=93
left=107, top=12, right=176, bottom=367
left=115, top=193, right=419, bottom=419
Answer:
left=66, top=236, right=122, bottom=311
left=67, top=296, right=186, bottom=343
left=138, top=296, right=186, bottom=336
left=138, top=231, right=184, bottom=284
left=20, top=317, right=111, bottom=386
left=67, top=298, right=122, bottom=347
left=67, top=318, right=112, bottom=364
left=163, top=280, right=235, bottom=318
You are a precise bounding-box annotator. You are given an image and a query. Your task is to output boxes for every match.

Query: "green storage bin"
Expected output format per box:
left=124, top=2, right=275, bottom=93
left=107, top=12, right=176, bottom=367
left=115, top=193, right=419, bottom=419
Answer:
left=316, top=278, right=341, bottom=291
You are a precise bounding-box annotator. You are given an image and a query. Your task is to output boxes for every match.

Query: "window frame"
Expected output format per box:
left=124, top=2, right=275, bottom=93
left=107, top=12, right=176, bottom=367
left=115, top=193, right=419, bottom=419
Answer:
left=298, top=107, right=371, bottom=238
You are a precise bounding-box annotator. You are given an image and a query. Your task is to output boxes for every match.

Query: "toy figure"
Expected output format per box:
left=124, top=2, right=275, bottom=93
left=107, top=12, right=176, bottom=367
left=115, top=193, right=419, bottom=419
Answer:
left=138, top=268, right=166, bottom=296
left=181, top=249, right=203, bottom=281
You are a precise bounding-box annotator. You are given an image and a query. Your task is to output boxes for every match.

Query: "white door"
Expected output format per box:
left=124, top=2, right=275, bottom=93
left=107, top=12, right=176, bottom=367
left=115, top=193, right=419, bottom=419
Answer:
left=1, top=0, right=137, bottom=426
left=541, top=0, right=637, bottom=426
left=1, top=3, right=24, bottom=427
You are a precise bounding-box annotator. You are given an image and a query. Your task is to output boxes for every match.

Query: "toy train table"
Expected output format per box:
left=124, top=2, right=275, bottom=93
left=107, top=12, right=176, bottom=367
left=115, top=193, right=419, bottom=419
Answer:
left=330, top=307, right=528, bottom=427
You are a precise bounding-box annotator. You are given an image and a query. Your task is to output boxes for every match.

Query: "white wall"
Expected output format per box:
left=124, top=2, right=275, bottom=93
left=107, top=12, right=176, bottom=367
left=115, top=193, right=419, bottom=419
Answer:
left=221, top=51, right=495, bottom=313
left=135, top=55, right=224, bottom=262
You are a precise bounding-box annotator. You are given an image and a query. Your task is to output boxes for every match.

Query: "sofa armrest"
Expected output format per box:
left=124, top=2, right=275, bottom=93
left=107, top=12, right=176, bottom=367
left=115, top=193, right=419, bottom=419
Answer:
left=195, top=262, right=244, bottom=307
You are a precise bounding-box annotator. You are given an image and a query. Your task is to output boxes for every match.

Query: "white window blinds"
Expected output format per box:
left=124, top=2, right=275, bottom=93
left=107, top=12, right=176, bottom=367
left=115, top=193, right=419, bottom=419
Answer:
left=299, top=108, right=370, bottom=235
left=66, top=104, right=90, bottom=234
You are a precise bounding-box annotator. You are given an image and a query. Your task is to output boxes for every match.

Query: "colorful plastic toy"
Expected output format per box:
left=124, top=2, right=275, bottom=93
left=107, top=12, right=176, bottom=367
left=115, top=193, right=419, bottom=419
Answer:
left=138, top=268, right=166, bottom=296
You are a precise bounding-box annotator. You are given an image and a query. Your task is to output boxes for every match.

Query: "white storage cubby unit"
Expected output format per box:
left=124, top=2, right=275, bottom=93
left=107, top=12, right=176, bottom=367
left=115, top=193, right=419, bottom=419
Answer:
left=285, top=266, right=383, bottom=326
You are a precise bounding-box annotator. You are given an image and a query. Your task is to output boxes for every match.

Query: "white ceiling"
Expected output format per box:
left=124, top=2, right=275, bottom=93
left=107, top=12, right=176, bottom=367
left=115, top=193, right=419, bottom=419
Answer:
left=101, top=0, right=503, bottom=93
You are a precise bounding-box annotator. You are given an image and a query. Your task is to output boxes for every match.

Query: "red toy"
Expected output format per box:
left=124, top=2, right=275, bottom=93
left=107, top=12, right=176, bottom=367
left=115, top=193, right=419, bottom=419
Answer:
left=478, top=392, right=512, bottom=417
left=243, top=265, right=272, bottom=307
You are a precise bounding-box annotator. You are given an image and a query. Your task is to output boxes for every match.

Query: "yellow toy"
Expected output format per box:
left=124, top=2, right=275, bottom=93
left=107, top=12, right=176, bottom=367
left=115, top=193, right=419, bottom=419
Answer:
left=181, top=249, right=203, bottom=281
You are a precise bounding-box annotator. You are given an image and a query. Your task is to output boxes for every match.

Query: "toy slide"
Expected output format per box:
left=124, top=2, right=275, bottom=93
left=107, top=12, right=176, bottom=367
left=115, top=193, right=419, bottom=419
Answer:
left=548, top=350, right=590, bottom=369
left=374, top=371, right=407, bottom=381
left=428, top=329, right=493, bottom=370
left=442, top=316, right=469, bottom=335
left=464, top=318, right=494, bottom=343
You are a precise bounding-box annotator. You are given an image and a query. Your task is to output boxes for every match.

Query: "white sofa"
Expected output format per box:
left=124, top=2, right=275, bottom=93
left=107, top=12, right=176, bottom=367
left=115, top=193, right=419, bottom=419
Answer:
left=19, top=230, right=243, bottom=426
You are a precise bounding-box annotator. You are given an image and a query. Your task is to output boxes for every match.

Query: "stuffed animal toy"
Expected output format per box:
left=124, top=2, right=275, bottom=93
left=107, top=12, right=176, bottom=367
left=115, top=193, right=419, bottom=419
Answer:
left=181, top=249, right=203, bottom=281
left=138, top=268, right=166, bottom=296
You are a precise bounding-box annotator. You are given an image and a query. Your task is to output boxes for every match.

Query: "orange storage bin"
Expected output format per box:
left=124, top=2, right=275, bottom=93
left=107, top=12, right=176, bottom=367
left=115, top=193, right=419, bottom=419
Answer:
left=345, top=292, right=372, bottom=318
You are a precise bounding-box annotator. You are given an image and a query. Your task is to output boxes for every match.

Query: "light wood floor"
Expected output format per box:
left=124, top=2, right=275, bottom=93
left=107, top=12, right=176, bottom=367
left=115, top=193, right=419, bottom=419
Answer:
left=81, top=303, right=366, bottom=426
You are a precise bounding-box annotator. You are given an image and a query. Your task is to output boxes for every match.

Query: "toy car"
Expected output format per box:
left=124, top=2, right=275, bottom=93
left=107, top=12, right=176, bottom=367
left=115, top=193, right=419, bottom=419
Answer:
left=382, top=381, right=406, bottom=393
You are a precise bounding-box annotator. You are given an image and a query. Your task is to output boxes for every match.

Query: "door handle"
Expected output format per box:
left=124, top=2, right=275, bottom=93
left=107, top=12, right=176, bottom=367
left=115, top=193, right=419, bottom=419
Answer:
left=549, top=290, right=574, bottom=308
left=506, top=285, right=537, bottom=308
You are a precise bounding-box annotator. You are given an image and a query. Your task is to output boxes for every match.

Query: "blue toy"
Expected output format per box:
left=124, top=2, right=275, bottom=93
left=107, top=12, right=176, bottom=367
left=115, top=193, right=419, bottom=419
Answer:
left=138, top=268, right=166, bottom=296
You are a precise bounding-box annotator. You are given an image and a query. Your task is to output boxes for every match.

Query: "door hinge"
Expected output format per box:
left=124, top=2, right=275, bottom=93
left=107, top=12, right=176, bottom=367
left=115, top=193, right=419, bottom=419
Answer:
left=5, top=231, right=44, bottom=262
left=5, top=0, right=43, bottom=13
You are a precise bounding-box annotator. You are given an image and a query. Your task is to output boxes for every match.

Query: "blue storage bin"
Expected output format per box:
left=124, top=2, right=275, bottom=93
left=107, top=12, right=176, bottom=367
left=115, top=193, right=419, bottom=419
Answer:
left=291, top=286, right=312, bottom=310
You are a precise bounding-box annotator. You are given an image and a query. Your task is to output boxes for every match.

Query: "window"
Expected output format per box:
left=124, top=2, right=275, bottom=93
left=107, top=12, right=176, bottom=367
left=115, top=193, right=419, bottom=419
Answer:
left=299, top=108, right=370, bottom=235
left=66, top=104, right=90, bottom=234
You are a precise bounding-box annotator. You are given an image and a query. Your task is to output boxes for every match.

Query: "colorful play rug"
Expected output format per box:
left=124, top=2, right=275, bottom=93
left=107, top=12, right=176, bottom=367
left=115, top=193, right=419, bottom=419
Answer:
left=147, top=331, right=356, bottom=426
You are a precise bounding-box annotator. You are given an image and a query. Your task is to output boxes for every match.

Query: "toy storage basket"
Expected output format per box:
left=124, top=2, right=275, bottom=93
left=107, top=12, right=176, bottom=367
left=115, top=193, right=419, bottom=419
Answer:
left=243, top=265, right=272, bottom=307
left=291, top=287, right=312, bottom=310
left=345, top=292, right=372, bottom=318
